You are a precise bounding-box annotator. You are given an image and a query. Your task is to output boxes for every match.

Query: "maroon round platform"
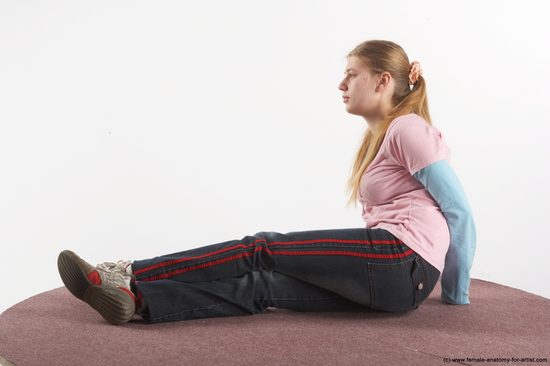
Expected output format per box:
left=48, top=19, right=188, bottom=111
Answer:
left=1, top=278, right=549, bottom=366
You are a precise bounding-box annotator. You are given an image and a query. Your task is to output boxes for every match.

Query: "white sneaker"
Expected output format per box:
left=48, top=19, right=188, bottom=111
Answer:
left=95, top=260, right=135, bottom=290
left=57, top=250, right=137, bottom=325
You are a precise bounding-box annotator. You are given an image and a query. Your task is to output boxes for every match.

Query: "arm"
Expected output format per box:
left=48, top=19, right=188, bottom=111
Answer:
left=412, top=159, right=477, bottom=305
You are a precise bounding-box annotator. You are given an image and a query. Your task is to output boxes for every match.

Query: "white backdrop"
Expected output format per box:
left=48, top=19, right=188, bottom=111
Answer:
left=1, top=0, right=549, bottom=314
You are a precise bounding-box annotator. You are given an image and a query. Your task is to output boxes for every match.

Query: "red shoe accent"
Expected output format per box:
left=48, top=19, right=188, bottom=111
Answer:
left=87, top=270, right=102, bottom=285
left=118, top=287, right=137, bottom=304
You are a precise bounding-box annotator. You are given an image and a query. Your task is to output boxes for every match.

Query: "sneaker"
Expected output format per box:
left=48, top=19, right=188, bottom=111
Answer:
left=57, top=249, right=136, bottom=325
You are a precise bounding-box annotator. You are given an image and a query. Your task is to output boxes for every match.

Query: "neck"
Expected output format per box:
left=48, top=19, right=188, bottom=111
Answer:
left=365, top=101, right=394, bottom=134
left=364, top=112, right=384, bottom=134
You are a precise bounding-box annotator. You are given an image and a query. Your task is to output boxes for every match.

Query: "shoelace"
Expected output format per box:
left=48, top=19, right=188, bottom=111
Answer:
left=95, top=260, right=134, bottom=289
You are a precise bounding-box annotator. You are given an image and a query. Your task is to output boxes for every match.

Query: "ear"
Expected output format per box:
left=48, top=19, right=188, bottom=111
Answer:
left=375, top=72, right=392, bottom=91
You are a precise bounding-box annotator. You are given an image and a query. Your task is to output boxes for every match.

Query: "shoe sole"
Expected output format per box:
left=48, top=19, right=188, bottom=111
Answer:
left=57, top=250, right=135, bottom=325
left=57, top=250, right=92, bottom=300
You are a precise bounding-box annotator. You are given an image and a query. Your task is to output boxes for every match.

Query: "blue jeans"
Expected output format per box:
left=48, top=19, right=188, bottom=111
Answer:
left=131, top=228, right=440, bottom=324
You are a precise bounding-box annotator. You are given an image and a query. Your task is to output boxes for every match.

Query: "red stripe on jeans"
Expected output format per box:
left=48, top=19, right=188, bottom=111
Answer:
left=138, top=247, right=415, bottom=282
left=133, top=237, right=404, bottom=276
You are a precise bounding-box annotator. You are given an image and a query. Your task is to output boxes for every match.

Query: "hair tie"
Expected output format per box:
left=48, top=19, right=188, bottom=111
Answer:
left=409, top=61, right=423, bottom=85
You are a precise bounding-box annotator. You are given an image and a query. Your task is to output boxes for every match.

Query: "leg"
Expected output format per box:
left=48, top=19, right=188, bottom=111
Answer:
left=132, top=228, right=439, bottom=323
left=134, top=271, right=371, bottom=323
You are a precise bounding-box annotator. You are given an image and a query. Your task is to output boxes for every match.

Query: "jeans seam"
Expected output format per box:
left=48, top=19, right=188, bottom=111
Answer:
left=415, top=256, right=429, bottom=306
left=255, top=297, right=340, bottom=301
left=150, top=301, right=227, bottom=321
left=367, top=265, right=374, bottom=308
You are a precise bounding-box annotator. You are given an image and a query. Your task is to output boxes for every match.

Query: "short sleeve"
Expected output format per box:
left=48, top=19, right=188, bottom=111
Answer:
left=389, top=118, right=450, bottom=176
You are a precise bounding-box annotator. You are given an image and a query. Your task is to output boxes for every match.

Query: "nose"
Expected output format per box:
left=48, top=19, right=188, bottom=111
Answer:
left=338, top=79, right=347, bottom=92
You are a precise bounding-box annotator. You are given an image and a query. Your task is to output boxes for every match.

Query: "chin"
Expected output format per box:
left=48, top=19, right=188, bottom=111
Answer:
left=345, top=106, right=360, bottom=116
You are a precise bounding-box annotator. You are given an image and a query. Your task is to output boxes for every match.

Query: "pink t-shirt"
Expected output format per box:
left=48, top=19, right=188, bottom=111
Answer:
left=358, top=113, right=451, bottom=273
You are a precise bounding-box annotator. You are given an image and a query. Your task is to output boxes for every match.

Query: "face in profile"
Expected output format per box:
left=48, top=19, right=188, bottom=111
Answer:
left=338, top=56, right=386, bottom=120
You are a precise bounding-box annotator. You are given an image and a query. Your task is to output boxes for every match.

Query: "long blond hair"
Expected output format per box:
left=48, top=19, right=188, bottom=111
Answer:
left=345, top=40, right=433, bottom=209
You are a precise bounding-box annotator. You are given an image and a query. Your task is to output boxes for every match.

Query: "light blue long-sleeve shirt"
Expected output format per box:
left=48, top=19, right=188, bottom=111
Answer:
left=412, top=159, right=477, bottom=305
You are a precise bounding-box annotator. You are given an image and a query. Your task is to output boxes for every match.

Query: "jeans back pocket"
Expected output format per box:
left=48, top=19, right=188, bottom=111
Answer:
left=367, top=256, right=422, bottom=312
